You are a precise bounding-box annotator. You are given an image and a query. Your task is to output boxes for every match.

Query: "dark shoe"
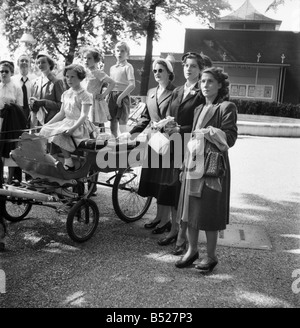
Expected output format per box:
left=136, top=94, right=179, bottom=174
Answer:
left=144, top=219, right=161, bottom=229
left=171, top=241, right=187, bottom=256
left=11, top=179, right=21, bottom=186
left=0, top=242, right=5, bottom=252
left=175, top=251, right=199, bottom=268
left=157, top=233, right=178, bottom=246
left=64, top=164, right=75, bottom=171
left=195, top=257, right=218, bottom=273
left=152, top=221, right=171, bottom=234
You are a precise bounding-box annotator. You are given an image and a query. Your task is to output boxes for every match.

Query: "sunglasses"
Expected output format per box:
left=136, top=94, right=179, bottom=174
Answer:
left=153, top=68, right=164, bottom=74
left=0, top=70, right=10, bottom=74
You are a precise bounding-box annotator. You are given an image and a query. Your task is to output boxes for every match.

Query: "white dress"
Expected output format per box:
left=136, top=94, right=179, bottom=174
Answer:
left=82, top=68, right=111, bottom=124
left=39, top=87, right=96, bottom=152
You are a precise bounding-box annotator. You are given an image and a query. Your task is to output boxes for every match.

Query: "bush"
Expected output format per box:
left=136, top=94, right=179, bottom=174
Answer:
left=231, top=99, right=300, bottom=119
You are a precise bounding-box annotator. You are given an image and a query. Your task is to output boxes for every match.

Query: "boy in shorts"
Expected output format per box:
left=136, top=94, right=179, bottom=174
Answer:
left=107, top=41, right=135, bottom=137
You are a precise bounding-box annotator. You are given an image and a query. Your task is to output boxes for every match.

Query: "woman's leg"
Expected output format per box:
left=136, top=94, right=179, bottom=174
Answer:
left=176, top=221, right=188, bottom=246
left=180, top=225, right=199, bottom=261
left=204, top=231, right=218, bottom=261
left=155, top=205, right=170, bottom=227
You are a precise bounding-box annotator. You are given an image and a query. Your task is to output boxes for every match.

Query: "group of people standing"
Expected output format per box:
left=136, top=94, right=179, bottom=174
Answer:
left=0, top=41, right=135, bottom=250
left=0, top=42, right=238, bottom=275
left=125, top=51, right=238, bottom=273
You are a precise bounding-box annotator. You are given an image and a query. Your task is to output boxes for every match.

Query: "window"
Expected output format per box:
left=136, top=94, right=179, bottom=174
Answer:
left=230, top=84, right=273, bottom=99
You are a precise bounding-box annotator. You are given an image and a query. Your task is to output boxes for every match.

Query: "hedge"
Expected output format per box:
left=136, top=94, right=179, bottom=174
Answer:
left=230, top=99, right=300, bottom=119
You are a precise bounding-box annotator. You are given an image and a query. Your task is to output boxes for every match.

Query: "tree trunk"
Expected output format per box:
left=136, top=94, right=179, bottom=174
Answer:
left=140, top=4, right=157, bottom=96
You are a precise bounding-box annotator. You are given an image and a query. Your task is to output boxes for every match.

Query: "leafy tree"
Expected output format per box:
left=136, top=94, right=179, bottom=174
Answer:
left=122, top=0, right=231, bottom=95
left=1, top=0, right=231, bottom=95
left=1, top=0, right=143, bottom=64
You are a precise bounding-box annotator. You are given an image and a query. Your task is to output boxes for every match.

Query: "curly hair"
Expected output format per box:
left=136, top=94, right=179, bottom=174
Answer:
left=63, top=64, right=86, bottom=81
left=201, top=67, right=230, bottom=100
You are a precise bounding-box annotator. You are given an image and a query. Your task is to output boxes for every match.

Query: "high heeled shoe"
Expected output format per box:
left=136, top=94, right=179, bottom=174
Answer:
left=152, top=221, right=171, bottom=234
left=195, top=257, right=218, bottom=272
left=157, top=233, right=178, bottom=246
left=144, top=219, right=161, bottom=229
left=171, top=240, right=187, bottom=256
left=175, top=251, right=199, bottom=268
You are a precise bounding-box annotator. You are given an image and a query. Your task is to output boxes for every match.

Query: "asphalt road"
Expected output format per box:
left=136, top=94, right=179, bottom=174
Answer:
left=0, top=135, right=300, bottom=310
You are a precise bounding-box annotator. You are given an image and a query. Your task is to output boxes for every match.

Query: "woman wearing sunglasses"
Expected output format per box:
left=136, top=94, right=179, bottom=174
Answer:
left=121, top=58, right=176, bottom=233
left=156, top=52, right=206, bottom=248
left=0, top=60, right=27, bottom=189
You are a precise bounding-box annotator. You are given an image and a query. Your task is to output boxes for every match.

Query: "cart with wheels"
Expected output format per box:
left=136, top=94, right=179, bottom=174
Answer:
left=0, top=131, right=152, bottom=242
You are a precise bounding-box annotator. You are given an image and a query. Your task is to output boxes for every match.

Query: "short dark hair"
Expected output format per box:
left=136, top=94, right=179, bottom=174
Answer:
left=63, top=64, right=86, bottom=81
left=181, top=52, right=204, bottom=71
left=201, top=54, right=213, bottom=69
left=0, top=60, right=14, bottom=74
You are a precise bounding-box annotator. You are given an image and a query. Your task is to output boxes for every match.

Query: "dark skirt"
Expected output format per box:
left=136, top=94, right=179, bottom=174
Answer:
left=187, top=168, right=231, bottom=231
left=138, top=145, right=181, bottom=207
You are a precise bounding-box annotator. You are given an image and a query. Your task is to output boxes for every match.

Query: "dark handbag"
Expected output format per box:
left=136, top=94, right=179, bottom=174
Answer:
left=204, top=145, right=226, bottom=178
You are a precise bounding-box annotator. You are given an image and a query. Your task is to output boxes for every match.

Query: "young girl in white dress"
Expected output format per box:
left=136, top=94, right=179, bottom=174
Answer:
left=39, top=64, right=97, bottom=170
left=81, top=47, right=115, bottom=132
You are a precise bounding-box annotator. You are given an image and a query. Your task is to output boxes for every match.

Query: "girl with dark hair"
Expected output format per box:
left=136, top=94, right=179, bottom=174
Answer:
left=175, top=67, right=238, bottom=273
left=39, top=64, right=97, bottom=170
left=30, top=53, right=65, bottom=127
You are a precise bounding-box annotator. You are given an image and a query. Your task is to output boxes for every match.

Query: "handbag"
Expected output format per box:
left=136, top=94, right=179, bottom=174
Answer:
left=204, top=144, right=226, bottom=178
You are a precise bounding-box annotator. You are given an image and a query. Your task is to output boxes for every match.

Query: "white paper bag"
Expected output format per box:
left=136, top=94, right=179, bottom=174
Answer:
left=148, top=131, right=170, bottom=155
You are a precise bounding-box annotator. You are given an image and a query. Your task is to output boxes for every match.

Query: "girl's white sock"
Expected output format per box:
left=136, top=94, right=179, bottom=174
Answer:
left=64, top=157, right=74, bottom=167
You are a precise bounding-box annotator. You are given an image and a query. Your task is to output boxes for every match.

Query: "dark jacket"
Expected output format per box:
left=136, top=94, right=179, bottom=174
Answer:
left=0, top=103, right=27, bottom=158
left=31, top=72, right=65, bottom=123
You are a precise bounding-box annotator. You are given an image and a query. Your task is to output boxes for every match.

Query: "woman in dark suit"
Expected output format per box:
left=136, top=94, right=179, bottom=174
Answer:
left=124, top=58, right=176, bottom=232
left=30, top=53, right=65, bottom=127
left=156, top=52, right=205, bottom=245
left=175, top=67, right=238, bottom=273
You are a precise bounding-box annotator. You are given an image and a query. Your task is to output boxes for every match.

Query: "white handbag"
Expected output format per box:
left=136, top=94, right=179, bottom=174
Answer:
left=148, top=131, right=170, bottom=155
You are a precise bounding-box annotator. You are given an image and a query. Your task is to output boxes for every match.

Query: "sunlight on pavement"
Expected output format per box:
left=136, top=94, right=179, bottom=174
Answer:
left=235, top=290, right=293, bottom=308
left=23, top=231, right=43, bottom=244
left=42, top=241, right=80, bottom=253
left=61, top=291, right=87, bottom=306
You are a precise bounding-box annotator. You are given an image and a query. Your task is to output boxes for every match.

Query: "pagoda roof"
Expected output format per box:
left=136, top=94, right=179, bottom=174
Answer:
left=217, top=0, right=281, bottom=23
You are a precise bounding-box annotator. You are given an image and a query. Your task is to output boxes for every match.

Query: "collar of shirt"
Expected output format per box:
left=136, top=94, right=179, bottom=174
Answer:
left=115, top=60, right=128, bottom=67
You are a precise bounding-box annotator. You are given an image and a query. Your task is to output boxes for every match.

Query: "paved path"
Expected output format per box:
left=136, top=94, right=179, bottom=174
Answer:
left=0, top=136, right=300, bottom=310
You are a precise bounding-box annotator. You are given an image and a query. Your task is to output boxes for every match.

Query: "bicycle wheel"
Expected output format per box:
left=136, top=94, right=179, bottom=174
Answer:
left=3, top=197, right=32, bottom=222
left=112, top=166, right=152, bottom=222
left=66, top=198, right=99, bottom=243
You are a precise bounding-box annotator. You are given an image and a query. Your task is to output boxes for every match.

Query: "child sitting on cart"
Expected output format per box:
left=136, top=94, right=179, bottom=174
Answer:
left=39, top=64, right=98, bottom=171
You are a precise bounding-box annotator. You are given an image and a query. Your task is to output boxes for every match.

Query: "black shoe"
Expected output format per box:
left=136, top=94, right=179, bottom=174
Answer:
left=152, top=221, right=171, bottom=234
left=171, top=241, right=187, bottom=256
left=157, top=233, right=178, bottom=246
left=144, top=219, right=161, bottom=229
left=64, top=164, right=75, bottom=171
left=0, top=242, right=5, bottom=252
left=175, top=251, right=199, bottom=268
left=195, top=257, right=218, bottom=273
